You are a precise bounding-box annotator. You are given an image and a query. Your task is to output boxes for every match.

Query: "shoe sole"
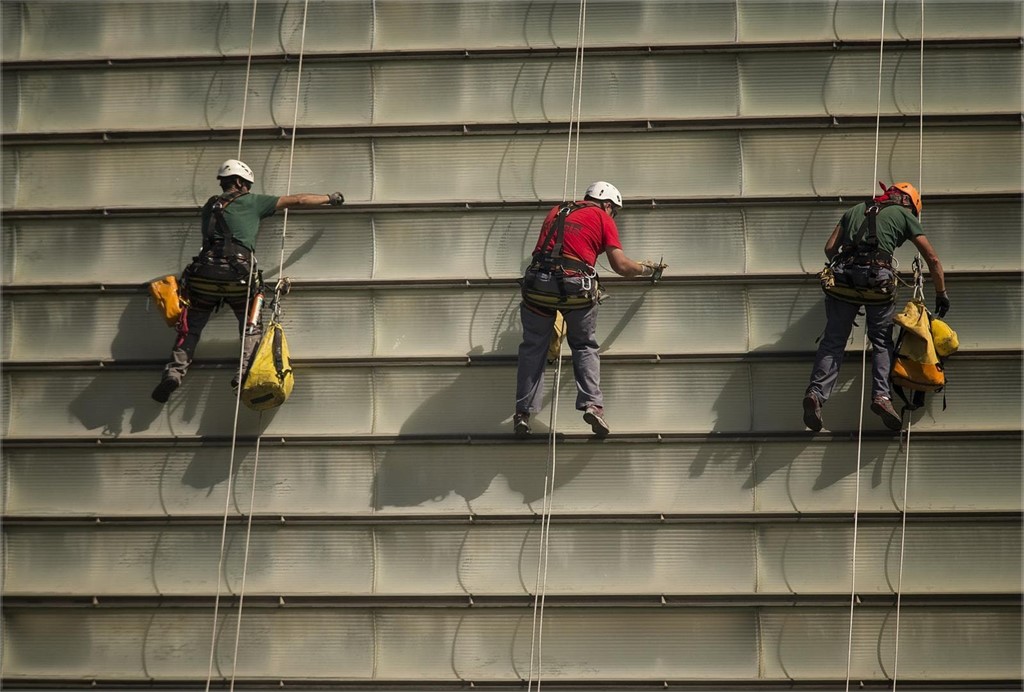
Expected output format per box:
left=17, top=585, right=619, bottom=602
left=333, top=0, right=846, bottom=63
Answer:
left=583, top=411, right=610, bottom=437
left=871, top=402, right=903, bottom=431
left=514, top=423, right=531, bottom=438
left=802, top=396, right=823, bottom=432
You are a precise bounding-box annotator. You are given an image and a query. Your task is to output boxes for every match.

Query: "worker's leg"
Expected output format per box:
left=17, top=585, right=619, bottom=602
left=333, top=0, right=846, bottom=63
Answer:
left=152, top=293, right=217, bottom=402
left=563, top=301, right=602, bottom=411
left=515, top=303, right=556, bottom=415
left=806, top=295, right=859, bottom=404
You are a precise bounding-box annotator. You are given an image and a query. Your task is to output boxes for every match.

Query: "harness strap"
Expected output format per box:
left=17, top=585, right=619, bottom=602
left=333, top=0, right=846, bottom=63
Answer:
left=202, top=190, right=250, bottom=254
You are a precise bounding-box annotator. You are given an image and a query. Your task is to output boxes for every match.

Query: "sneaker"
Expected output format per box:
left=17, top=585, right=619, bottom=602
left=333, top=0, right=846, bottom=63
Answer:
left=151, top=377, right=180, bottom=404
left=583, top=405, right=610, bottom=437
left=513, top=412, right=531, bottom=437
left=802, top=393, right=823, bottom=432
left=871, top=396, right=902, bottom=431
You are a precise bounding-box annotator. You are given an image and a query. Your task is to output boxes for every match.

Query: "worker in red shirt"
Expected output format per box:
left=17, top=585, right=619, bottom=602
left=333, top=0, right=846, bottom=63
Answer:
left=513, top=181, right=664, bottom=437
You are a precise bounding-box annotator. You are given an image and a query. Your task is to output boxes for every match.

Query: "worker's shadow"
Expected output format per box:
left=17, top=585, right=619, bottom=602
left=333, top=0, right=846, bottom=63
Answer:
left=67, top=294, right=168, bottom=437
left=689, top=292, right=891, bottom=492
left=372, top=311, right=598, bottom=511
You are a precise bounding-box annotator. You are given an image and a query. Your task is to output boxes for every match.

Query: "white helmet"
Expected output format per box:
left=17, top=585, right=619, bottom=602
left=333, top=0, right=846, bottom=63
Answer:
left=217, top=159, right=255, bottom=184
left=584, top=180, right=622, bottom=209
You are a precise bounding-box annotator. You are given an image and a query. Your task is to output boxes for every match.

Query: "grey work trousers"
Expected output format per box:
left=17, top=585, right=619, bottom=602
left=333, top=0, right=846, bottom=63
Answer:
left=515, top=301, right=603, bottom=414
left=807, top=293, right=897, bottom=403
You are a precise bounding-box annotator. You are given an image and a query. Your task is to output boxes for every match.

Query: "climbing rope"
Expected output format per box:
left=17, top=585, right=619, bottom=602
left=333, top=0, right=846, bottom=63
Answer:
left=845, top=2, right=927, bottom=688
left=203, top=1, right=310, bottom=689
left=891, top=7, right=928, bottom=688
left=528, top=2, right=587, bottom=689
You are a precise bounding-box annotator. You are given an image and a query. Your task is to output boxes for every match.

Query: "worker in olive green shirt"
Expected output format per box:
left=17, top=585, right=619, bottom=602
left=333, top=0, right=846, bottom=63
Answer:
left=152, top=159, right=344, bottom=403
left=803, top=182, right=948, bottom=432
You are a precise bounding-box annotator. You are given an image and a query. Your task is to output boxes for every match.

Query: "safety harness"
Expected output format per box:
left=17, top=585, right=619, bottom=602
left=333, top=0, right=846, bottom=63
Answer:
left=521, top=202, right=602, bottom=310
left=185, top=191, right=261, bottom=300
left=819, top=193, right=908, bottom=305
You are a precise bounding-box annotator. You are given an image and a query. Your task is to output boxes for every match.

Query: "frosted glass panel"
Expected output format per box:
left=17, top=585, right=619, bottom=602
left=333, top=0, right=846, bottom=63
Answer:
left=3, top=358, right=1017, bottom=439
left=6, top=522, right=1016, bottom=597
left=3, top=607, right=1017, bottom=680
left=5, top=439, right=1020, bottom=518
left=5, top=128, right=1018, bottom=210
left=4, top=201, right=1018, bottom=285
left=3, top=279, right=1018, bottom=361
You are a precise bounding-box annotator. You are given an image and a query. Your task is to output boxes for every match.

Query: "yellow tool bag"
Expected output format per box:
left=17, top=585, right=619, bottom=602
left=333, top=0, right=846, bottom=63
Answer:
left=148, top=274, right=184, bottom=327
left=241, top=320, right=294, bottom=411
left=890, top=299, right=955, bottom=411
left=546, top=310, right=566, bottom=364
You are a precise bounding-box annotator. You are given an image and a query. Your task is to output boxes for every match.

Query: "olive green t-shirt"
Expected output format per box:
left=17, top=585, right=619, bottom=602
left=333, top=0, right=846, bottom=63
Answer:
left=839, top=201, right=924, bottom=256
left=201, top=192, right=280, bottom=252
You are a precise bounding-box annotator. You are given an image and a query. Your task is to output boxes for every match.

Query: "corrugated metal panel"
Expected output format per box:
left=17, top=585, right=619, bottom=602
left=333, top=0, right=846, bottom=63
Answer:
left=4, top=201, right=1019, bottom=285
left=2, top=606, right=1017, bottom=680
left=3, top=359, right=1020, bottom=438
left=4, top=522, right=1018, bottom=597
left=4, top=127, right=1019, bottom=210
left=3, top=279, right=1019, bottom=361
left=8, top=48, right=1017, bottom=134
left=4, top=439, right=1021, bottom=517
left=6, top=1, right=1020, bottom=62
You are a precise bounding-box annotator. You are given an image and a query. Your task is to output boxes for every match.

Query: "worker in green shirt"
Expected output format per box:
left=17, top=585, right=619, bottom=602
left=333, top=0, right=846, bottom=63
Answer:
left=152, top=159, right=344, bottom=404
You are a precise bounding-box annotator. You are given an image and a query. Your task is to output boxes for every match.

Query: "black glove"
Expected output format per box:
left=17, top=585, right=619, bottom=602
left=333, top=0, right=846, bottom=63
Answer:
left=935, top=291, right=950, bottom=318
left=328, top=191, right=345, bottom=206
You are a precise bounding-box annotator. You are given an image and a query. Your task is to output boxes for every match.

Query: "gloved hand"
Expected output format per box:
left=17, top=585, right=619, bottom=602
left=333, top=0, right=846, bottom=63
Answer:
left=639, top=259, right=668, bottom=281
left=935, top=290, right=950, bottom=317
left=328, top=191, right=345, bottom=206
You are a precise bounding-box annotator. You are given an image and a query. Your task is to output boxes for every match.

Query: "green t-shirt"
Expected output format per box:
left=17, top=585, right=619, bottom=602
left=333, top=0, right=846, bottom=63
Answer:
left=201, top=192, right=280, bottom=252
left=839, top=201, right=923, bottom=256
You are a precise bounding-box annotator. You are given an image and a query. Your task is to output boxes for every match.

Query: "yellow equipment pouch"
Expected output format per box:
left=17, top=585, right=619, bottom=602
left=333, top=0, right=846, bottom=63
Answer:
left=891, top=355, right=945, bottom=392
left=241, top=320, right=294, bottom=411
left=149, top=275, right=184, bottom=327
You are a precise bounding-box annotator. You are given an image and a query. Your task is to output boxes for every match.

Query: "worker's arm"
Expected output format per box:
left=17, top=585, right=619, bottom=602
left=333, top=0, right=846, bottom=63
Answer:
left=823, top=223, right=844, bottom=260
left=606, top=247, right=657, bottom=278
left=909, top=234, right=946, bottom=294
left=275, top=192, right=344, bottom=210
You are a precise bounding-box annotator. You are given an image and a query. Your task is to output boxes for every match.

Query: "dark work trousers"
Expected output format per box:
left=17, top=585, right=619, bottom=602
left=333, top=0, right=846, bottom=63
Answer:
left=161, top=278, right=263, bottom=388
left=515, top=293, right=602, bottom=415
left=806, top=293, right=897, bottom=404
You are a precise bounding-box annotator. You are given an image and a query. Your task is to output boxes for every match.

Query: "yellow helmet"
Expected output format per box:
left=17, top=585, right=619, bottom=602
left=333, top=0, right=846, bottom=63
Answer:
left=930, top=317, right=959, bottom=358
left=892, top=182, right=922, bottom=216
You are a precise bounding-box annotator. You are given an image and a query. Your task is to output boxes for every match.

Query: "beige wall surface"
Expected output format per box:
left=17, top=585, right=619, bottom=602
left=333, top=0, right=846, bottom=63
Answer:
left=2, top=0, right=1021, bottom=687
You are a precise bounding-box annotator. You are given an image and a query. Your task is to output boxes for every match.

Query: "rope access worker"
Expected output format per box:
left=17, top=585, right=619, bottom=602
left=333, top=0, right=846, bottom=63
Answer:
left=803, top=181, right=948, bottom=432
left=513, top=181, right=665, bottom=437
left=151, top=159, right=344, bottom=404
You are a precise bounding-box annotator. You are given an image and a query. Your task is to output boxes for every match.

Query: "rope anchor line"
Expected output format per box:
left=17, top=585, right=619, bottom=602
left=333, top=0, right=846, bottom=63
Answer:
left=205, top=1, right=310, bottom=690
left=846, top=1, right=925, bottom=690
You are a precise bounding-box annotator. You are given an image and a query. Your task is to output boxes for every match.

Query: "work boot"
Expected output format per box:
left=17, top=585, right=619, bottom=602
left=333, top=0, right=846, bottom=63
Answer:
left=871, top=396, right=902, bottom=431
left=151, top=377, right=180, bottom=404
left=802, top=393, right=823, bottom=432
left=583, top=405, right=610, bottom=437
left=513, top=412, right=531, bottom=438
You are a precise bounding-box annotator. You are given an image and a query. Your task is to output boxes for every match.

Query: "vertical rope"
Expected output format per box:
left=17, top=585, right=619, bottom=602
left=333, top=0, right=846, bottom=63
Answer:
left=846, top=2, right=887, bottom=689
left=237, top=0, right=259, bottom=159
left=204, top=1, right=308, bottom=687
left=892, top=4, right=926, bottom=688
left=530, top=2, right=587, bottom=687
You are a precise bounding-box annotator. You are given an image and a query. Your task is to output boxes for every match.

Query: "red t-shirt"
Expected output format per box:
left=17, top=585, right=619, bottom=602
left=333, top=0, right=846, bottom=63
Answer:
left=532, top=202, right=622, bottom=267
